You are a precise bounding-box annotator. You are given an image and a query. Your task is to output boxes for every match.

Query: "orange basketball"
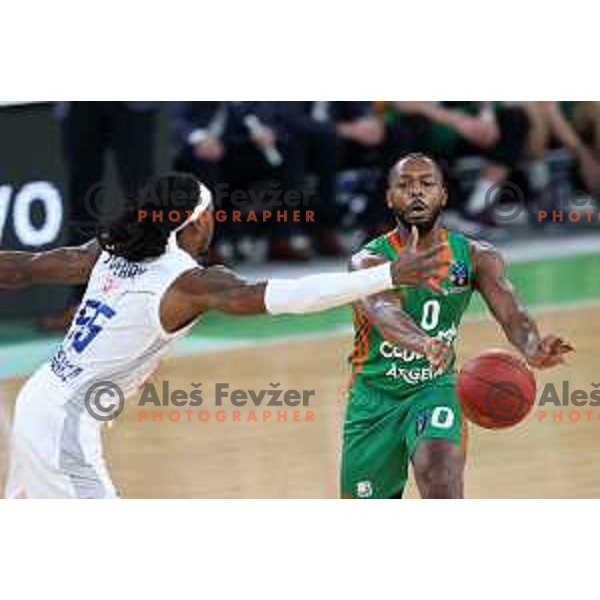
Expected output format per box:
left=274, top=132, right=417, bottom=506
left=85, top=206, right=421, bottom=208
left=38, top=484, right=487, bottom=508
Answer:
left=457, top=349, right=537, bottom=429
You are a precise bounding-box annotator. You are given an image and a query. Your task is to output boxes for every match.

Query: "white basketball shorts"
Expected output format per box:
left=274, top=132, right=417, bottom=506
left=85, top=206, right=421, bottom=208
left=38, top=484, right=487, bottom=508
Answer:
left=4, top=371, right=117, bottom=499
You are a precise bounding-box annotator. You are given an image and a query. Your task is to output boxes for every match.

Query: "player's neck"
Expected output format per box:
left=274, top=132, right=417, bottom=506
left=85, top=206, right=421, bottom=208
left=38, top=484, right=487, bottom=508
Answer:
left=395, top=221, right=444, bottom=248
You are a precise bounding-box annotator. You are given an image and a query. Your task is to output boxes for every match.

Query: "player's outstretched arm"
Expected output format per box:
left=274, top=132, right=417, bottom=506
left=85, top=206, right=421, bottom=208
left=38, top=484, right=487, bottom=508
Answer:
left=0, top=240, right=100, bottom=289
left=474, top=240, right=574, bottom=368
left=349, top=249, right=451, bottom=373
left=163, top=229, right=450, bottom=331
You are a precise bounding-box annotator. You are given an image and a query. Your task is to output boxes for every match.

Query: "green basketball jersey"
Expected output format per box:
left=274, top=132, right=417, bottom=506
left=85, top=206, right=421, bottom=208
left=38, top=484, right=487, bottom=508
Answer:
left=349, top=228, right=477, bottom=399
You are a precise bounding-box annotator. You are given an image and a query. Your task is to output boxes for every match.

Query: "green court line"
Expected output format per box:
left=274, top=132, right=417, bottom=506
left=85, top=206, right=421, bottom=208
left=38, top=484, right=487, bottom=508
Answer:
left=0, top=253, right=598, bottom=380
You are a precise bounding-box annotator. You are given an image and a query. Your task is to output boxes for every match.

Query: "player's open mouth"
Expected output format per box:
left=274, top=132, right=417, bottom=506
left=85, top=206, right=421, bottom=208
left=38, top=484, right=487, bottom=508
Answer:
left=407, top=201, right=428, bottom=216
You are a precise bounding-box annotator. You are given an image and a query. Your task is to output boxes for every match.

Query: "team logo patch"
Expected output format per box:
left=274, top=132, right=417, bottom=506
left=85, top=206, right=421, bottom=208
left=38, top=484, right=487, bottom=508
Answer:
left=101, top=276, right=119, bottom=294
left=449, top=260, right=469, bottom=288
left=356, top=481, right=373, bottom=498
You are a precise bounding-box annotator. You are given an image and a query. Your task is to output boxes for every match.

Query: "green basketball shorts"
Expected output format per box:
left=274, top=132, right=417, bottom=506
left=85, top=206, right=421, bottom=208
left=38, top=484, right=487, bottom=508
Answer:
left=341, top=381, right=467, bottom=499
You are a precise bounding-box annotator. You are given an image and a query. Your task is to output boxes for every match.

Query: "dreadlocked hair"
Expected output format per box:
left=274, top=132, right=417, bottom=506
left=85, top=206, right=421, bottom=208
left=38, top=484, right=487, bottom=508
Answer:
left=98, top=172, right=202, bottom=262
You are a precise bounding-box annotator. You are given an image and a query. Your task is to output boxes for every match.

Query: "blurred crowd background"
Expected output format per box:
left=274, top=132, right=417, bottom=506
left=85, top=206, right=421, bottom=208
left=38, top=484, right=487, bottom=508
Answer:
left=58, top=101, right=600, bottom=263
left=1, top=101, right=600, bottom=324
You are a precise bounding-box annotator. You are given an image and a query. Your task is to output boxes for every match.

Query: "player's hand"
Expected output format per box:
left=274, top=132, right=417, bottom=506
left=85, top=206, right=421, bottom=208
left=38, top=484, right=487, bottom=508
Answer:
left=525, top=334, right=574, bottom=369
left=390, top=226, right=450, bottom=293
left=423, top=337, right=453, bottom=374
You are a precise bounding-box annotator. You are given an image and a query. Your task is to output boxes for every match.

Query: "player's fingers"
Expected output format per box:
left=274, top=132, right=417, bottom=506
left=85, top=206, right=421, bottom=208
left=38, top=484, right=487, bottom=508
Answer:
left=423, top=279, right=446, bottom=295
left=548, top=336, right=563, bottom=348
left=417, top=243, right=449, bottom=259
left=542, top=334, right=562, bottom=351
left=418, top=258, right=451, bottom=272
left=556, top=339, right=575, bottom=353
left=543, top=356, right=565, bottom=368
left=434, top=362, right=447, bottom=377
left=409, top=225, right=419, bottom=253
left=416, top=262, right=443, bottom=276
left=547, top=339, right=574, bottom=359
left=427, top=341, right=451, bottom=364
left=417, top=266, right=451, bottom=286
left=433, top=352, right=451, bottom=371
left=541, top=352, right=566, bottom=368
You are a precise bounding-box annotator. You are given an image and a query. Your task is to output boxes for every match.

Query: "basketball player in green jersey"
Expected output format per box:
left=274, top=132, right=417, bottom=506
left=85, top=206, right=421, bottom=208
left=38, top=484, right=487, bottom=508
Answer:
left=342, top=154, right=573, bottom=499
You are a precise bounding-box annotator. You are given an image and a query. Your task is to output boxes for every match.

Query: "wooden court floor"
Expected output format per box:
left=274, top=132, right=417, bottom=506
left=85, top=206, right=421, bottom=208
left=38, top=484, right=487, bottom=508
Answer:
left=1, top=305, right=599, bottom=498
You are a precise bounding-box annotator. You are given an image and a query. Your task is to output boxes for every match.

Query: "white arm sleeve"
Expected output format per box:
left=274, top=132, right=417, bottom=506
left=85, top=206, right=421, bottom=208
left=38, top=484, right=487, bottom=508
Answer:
left=264, top=262, right=394, bottom=315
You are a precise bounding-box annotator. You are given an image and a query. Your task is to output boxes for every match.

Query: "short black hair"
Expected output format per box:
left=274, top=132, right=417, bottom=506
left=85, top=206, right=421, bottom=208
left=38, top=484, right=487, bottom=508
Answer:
left=98, top=172, right=202, bottom=261
left=388, top=153, right=445, bottom=185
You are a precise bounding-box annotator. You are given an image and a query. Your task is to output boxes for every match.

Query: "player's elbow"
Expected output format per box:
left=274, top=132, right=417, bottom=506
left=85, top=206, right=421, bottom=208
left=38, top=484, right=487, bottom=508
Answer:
left=212, top=286, right=267, bottom=316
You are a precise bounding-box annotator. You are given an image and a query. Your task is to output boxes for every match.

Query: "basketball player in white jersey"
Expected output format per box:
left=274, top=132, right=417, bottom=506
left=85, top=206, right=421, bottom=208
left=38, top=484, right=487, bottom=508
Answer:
left=0, top=173, right=450, bottom=498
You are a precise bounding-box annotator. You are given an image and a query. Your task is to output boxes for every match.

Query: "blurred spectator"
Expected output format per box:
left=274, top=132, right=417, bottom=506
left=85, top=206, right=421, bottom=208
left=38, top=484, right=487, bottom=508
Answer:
left=171, top=101, right=227, bottom=191
left=290, top=102, right=384, bottom=254
left=171, top=101, right=311, bottom=262
left=171, top=102, right=232, bottom=261
left=58, top=101, right=159, bottom=241
left=518, top=102, right=600, bottom=197
left=46, top=101, right=158, bottom=330
left=575, top=102, right=600, bottom=162
left=383, top=102, right=530, bottom=223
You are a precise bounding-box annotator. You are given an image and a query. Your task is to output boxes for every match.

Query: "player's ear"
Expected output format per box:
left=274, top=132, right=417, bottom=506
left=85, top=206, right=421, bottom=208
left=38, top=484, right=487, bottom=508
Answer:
left=196, top=208, right=214, bottom=248
left=386, top=188, right=394, bottom=209
left=440, top=185, right=448, bottom=208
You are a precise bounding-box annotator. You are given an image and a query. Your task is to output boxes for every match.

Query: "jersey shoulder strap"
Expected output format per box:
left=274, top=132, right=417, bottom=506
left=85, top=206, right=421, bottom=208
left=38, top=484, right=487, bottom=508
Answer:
left=362, top=230, right=405, bottom=260
left=363, top=228, right=478, bottom=282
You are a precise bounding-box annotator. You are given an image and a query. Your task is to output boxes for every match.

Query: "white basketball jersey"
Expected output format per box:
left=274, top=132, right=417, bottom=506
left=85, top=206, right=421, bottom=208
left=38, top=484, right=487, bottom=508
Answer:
left=33, top=244, right=200, bottom=400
